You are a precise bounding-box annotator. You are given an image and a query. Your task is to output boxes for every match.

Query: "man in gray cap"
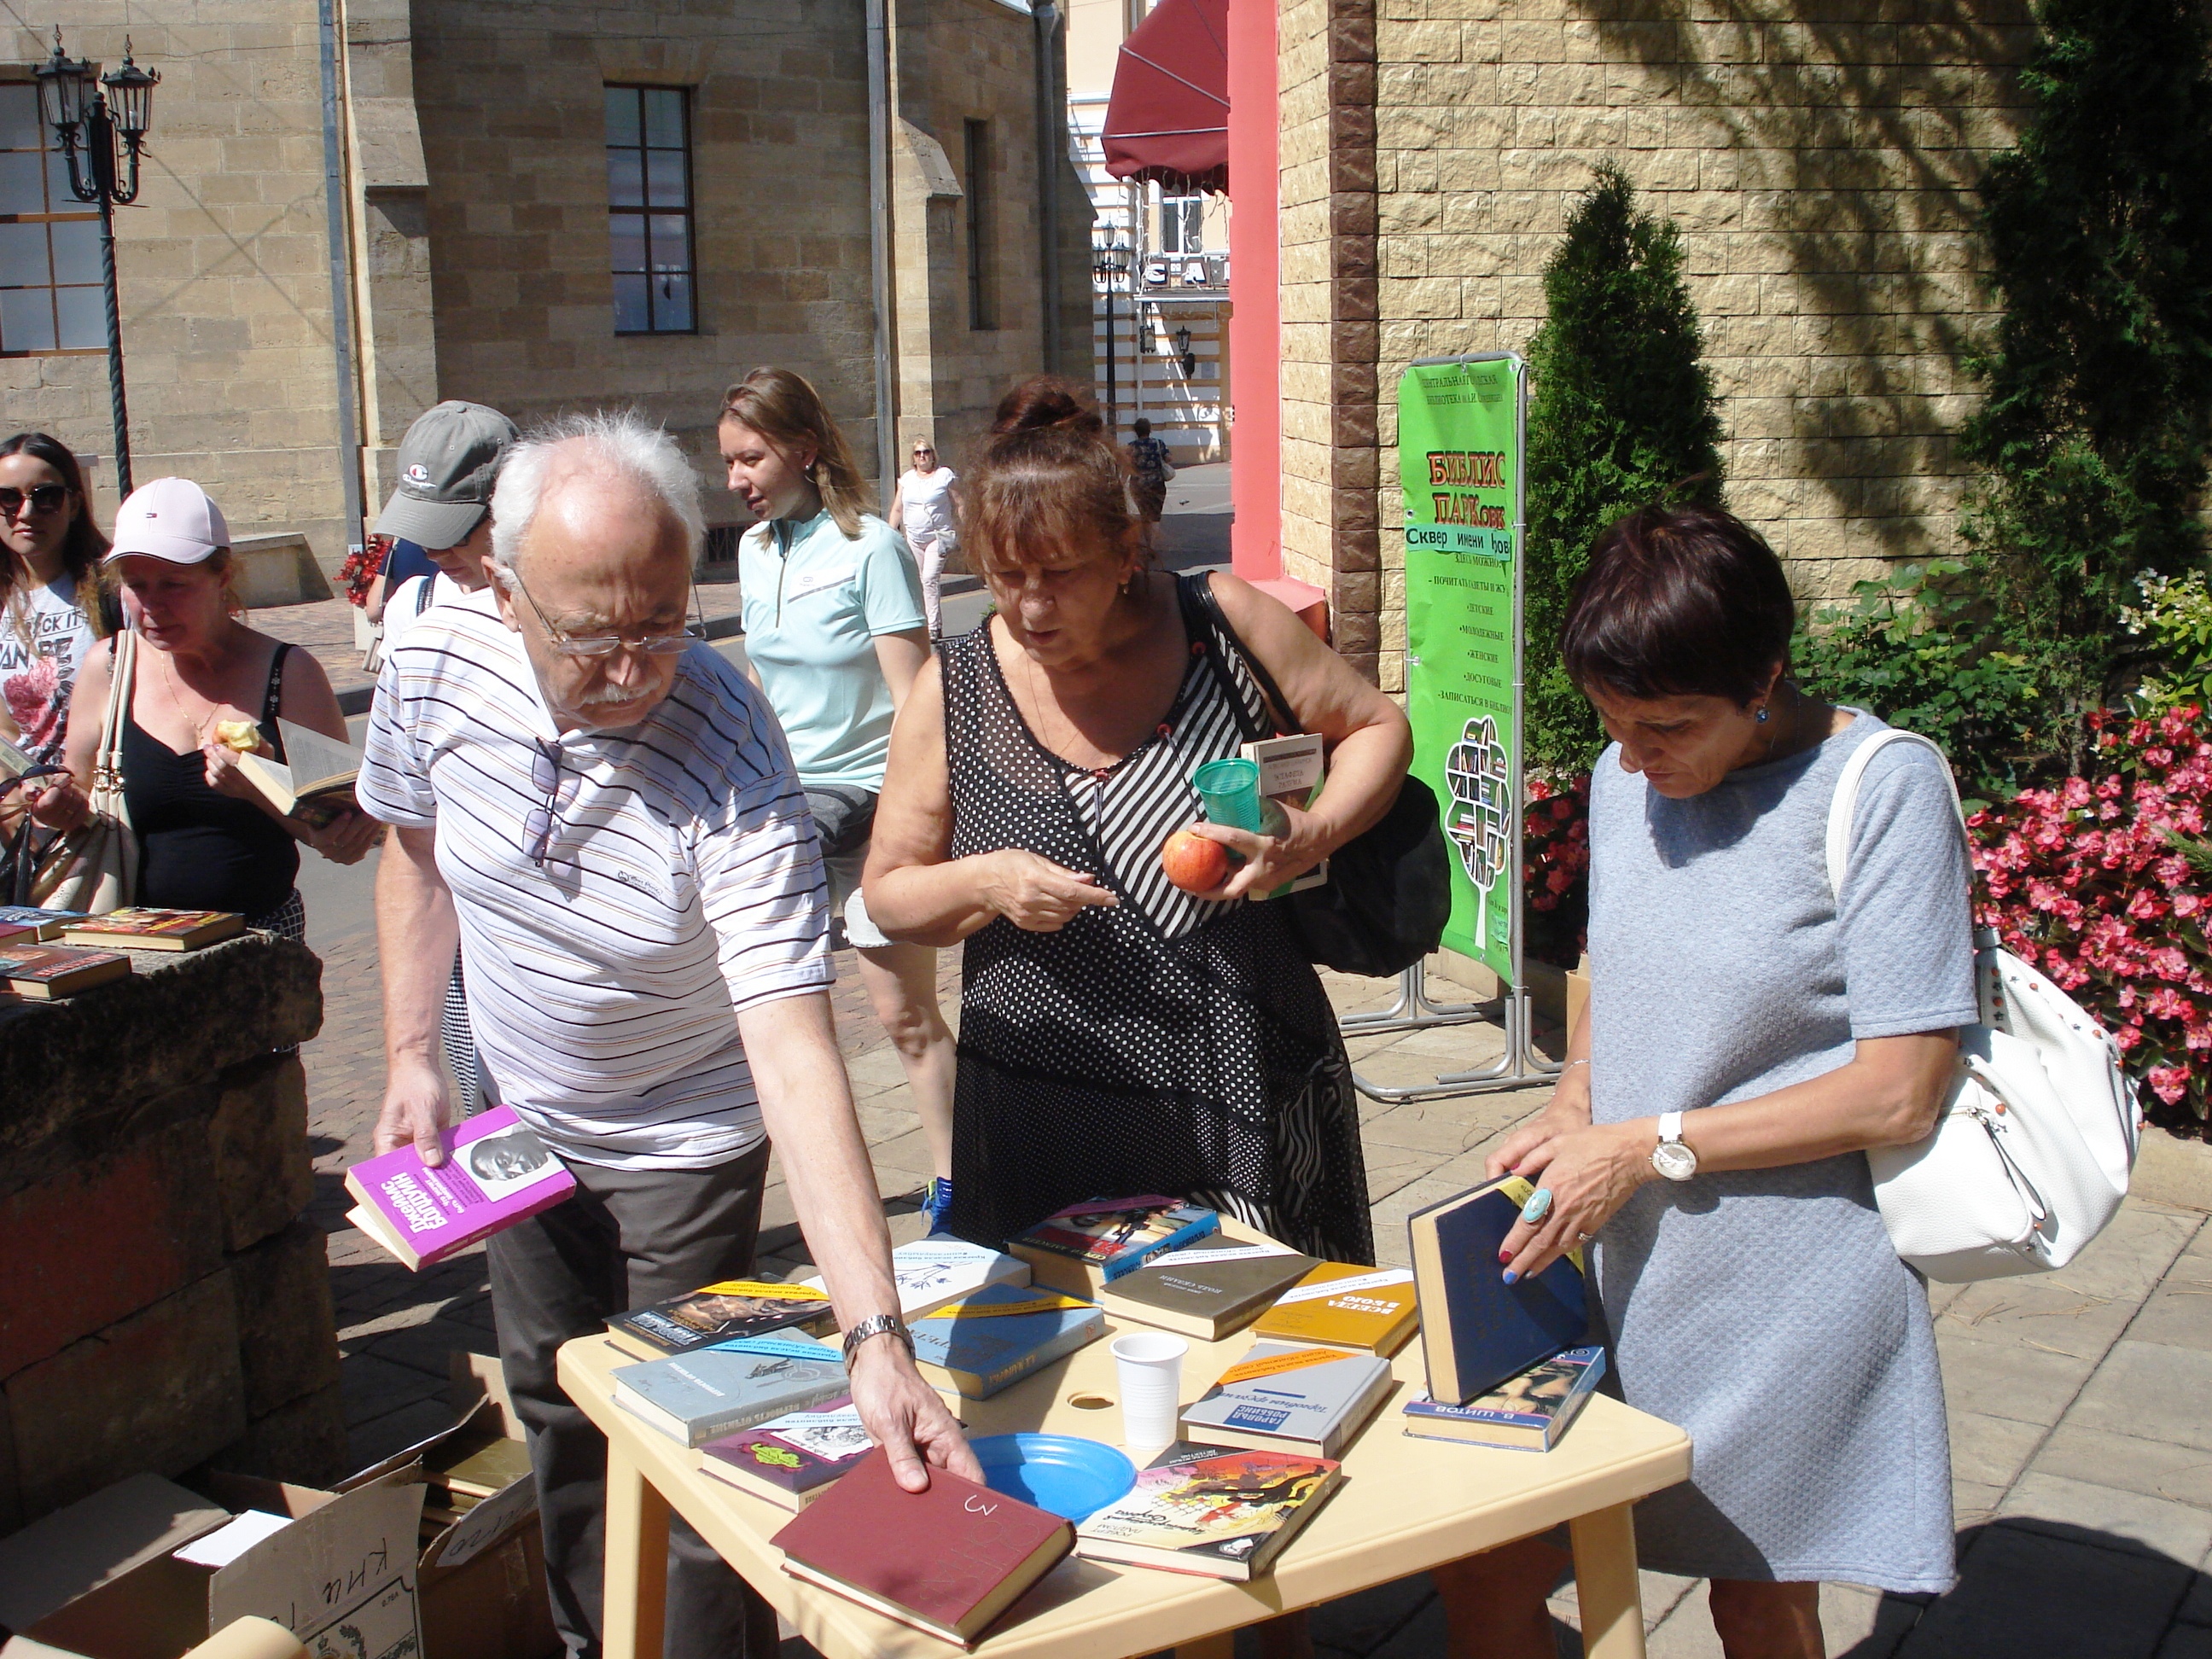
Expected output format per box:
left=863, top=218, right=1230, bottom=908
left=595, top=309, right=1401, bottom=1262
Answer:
left=369, top=400, right=519, bottom=643
left=370, top=400, right=518, bottom=1113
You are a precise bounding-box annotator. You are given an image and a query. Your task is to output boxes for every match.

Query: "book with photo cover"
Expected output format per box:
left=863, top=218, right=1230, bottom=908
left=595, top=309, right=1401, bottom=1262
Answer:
left=1008, top=1196, right=1219, bottom=1297
left=699, top=1396, right=874, bottom=1511
left=342, top=1104, right=577, bottom=1270
left=1074, top=1441, right=1343, bottom=1580
left=605, top=1279, right=837, bottom=1360
left=231, top=719, right=363, bottom=829
left=0, top=943, right=132, bottom=999
left=771, top=1447, right=1074, bottom=1647
left=59, top=907, right=245, bottom=952
left=1401, top=1346, right=1608, bottom=1452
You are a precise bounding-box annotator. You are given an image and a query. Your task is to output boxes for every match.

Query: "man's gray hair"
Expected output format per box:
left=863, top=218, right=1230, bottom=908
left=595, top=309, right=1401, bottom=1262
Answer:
left=488, top=410, right=705, bottom=581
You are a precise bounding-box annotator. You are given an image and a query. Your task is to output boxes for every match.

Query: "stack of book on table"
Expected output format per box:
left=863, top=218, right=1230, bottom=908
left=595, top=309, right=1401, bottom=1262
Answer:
left=907, top=1281, right=1106, bottom=1399
left=1008, top=1196, right=1219, bottom=1297
left=58, top=907, right=245, bottom=951
left=699, top=1395, right=876, bottom=1511
left=0, top=941, right=131, bottom=998
left=605, top=1278, right=837, bottom=1360
left=1074, top=1443, right=1343, bottom=1580
left=798, top=1235, right=1033, bottom=1321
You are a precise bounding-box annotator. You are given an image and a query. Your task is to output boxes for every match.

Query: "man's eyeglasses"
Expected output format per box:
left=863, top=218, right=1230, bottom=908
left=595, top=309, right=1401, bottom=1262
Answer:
left=524, top=740, right=572, bottom=866
left=0, top=486, right=70, bottom=516
left=509, top=568, right=704, bottom=660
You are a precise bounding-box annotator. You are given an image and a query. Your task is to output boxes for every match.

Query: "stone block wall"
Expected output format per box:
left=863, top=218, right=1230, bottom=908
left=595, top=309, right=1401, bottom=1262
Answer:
left=0, top=935, right=336, bottom=1534
left=0, top=5, right=351, bottom=564
left=1281, top=0, right=2039, bottom=692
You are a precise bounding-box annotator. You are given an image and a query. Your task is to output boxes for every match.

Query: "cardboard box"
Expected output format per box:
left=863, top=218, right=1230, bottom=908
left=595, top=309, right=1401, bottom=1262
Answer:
left=341, top=1354, right=555, bottom=1659
left=2, top=1361, right=554, bottom=1659
left=3, top=1475, right=424, bottom=1659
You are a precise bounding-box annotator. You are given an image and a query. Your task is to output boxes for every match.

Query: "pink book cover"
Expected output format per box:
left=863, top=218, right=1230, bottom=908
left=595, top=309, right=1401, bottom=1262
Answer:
left=343, top=1105, right=575, bottom=1266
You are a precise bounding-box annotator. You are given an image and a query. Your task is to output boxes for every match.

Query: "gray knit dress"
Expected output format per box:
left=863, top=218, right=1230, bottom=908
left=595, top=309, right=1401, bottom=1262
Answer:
left=1586, top=713, right=1975, bottom=1592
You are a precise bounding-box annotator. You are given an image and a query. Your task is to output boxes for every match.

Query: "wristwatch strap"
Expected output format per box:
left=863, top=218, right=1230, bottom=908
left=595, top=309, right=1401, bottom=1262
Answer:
left=1658, top=1109, right=1684, bottom=1146
left=841, top=1312, right=914, bottom=1365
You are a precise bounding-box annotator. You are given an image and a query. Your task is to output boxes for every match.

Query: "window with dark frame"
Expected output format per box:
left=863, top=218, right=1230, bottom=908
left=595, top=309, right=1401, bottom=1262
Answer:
left=965, top=119, right=996, bottom=332
left=1160, top=191, right=1204, bottom=254
left=605, top=84, right=696, bottom=335
left=0, top=80, right=103, bottom=355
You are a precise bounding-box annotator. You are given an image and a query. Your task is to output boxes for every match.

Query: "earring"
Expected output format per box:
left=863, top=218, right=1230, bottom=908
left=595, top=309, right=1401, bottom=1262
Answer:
left=1755, top=707, right=1770, bottom=724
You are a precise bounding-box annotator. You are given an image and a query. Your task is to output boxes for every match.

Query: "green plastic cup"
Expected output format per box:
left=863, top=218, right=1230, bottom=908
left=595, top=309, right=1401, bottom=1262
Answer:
left=1191, top=756, right=1265, bottom=831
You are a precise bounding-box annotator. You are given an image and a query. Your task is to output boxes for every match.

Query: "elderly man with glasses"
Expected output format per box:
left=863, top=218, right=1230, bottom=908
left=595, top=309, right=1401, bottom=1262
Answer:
left=358, top=410, right=975, bottom=1659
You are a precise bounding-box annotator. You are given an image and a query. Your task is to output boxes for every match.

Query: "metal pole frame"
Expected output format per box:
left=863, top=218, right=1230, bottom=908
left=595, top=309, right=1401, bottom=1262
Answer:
left=1349, top=352, right=1561, bottom=1103
left=93, top=183, right=130, bottom=500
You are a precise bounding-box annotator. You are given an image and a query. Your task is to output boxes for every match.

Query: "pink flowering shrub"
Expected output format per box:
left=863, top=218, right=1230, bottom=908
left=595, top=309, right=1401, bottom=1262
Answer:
left=1523, top=772, right=1592, bottom=969
left=1970, top=703, right=2212, bottom=1126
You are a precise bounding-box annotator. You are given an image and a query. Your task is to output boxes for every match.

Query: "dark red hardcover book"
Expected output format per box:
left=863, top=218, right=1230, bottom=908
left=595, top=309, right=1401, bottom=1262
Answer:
left=771, top=1447, right=1073, bottom=1647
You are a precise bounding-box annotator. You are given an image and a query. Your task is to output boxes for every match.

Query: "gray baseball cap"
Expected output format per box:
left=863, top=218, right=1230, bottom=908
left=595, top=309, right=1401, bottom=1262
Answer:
left=374, top=400, right=519, bottom=550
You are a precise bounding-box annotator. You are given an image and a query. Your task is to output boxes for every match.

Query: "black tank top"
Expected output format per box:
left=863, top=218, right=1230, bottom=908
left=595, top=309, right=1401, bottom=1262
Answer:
left=123, top=641, right=300, bottom=918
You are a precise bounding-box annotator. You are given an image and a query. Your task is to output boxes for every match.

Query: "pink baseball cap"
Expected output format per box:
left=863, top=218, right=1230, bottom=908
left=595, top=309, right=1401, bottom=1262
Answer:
left=105, top=477, right=231, bottom=564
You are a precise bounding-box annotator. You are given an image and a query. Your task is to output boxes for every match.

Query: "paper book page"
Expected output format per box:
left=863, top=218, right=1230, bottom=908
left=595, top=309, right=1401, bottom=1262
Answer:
left=277, top=717, right=363, bottom=794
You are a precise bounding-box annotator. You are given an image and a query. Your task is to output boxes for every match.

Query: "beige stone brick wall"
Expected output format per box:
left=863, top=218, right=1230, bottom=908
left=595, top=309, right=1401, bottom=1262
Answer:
left=0, top=5, right=352, bottom=567
left=1285, top=0, right=2039, bottom=691
left=414, top=0, right=1085, bottom=531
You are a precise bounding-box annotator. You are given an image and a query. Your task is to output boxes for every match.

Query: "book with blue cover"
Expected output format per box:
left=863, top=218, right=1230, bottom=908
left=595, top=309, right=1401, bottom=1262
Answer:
left=1406, top=1176, right=1587, bottom=1406
left=1402, top=1346, right=1608, bottom=1452
left=1177, top=1340, right=1396, bottom=1458
left=611, top=1335, right=849, bottom=1447
left=909, top=1281, right=1107, bottom=1398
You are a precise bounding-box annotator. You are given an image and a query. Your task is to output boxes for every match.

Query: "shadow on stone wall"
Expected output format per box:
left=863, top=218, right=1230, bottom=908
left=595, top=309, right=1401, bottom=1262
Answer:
left=1561, top=0, right=2037, bottom=569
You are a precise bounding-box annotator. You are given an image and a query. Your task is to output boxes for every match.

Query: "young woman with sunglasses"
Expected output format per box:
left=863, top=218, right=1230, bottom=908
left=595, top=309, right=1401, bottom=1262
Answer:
left=0, top=432, right=108, bottom=769
left=721, top=367, right=959, bottom=1232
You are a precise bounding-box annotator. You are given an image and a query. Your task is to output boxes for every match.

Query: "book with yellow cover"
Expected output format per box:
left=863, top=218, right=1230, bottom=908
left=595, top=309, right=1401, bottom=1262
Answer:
left=1250, top=1262, right=1419, bottom=1356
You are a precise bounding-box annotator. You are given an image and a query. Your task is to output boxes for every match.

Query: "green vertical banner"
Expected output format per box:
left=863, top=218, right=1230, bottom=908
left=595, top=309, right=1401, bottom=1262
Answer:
left=1400, top=355, right=1523, bottom=981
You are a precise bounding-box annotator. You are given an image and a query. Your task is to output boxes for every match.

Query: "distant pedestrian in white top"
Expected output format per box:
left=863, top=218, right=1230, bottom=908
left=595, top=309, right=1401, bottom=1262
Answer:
left=888, top=436, right=959, bottom=638
left=359, top=410, right=974, bottom=1659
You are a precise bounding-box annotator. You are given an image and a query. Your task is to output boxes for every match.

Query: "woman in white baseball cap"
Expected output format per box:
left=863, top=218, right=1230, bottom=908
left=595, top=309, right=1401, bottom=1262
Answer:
left=28, top=477, right=381, bottom=933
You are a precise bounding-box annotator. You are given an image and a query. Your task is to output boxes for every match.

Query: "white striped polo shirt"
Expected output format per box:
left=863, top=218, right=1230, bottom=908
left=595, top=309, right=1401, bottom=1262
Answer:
left=358, top=590, right=834, bottom=1170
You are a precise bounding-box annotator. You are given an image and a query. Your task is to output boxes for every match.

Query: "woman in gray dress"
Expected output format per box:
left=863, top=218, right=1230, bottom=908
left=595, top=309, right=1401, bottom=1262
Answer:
left=1434, top=505, right=1975, bottom=1659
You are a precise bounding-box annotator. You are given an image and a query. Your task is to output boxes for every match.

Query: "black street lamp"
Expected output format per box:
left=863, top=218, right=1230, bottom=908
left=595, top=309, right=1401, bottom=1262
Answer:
left=37, top=30, right=158, bottom=499
left=1092, top=236, right=1132, bottom=431
left=1173, top=323, right=1195, bottom=381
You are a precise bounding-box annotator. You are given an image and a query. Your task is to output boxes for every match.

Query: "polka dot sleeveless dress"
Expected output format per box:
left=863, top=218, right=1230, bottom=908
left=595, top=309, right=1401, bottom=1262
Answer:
left=940, top=574, right=1374, bottom=1265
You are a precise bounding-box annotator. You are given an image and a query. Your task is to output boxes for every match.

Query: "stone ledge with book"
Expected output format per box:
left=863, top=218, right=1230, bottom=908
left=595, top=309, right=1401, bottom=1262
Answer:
left=0, top=930, right=335, bottom=1536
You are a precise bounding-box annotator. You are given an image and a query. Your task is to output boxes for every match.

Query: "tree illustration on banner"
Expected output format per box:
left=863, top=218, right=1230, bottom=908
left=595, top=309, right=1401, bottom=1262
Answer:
left=1445, top=715, right=1511, bottom=952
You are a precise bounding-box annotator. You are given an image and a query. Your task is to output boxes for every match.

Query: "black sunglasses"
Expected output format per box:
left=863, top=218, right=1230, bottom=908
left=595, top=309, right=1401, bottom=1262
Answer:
left=0, top=485, right=70, bottom=515
left=0, top=764, right=67, bottom=799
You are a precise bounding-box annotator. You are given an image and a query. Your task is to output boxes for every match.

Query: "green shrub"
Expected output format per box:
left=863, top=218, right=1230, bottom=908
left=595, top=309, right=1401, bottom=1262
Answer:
left=1792, top=561, right=2052, bottom=809
left=1957, top=0, right=2212, bottom=725
left=1522, top=164, right=1726, bottom=773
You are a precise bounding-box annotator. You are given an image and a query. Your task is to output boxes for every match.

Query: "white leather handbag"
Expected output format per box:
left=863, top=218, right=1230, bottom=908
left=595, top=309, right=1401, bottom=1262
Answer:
left=1827, top=729, right=2141, bottom=1283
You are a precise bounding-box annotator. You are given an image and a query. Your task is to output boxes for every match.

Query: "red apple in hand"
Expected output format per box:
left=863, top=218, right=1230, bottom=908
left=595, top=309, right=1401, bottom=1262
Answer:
left=1161, top=829, right=1238, bottom=894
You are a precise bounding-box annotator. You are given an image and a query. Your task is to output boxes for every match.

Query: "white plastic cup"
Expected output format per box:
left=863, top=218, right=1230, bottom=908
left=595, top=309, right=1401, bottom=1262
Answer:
left=1111, top=1330, right=1189, bottom=1450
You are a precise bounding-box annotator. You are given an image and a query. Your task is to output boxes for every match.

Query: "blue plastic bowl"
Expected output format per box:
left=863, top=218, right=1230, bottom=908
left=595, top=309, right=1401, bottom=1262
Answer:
left=969, top=1433, right=1138, bottom=1521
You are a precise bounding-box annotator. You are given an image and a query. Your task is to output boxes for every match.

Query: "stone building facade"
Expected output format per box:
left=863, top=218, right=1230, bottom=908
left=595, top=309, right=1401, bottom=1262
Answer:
left=0, top=0, right=1089, bottom=579
left=1266, top=0, right=2038, bottom=691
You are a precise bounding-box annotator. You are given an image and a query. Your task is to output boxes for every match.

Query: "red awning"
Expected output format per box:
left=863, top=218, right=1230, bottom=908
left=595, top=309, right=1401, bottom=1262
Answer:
left=1101, top=0, right=1229, bottom=194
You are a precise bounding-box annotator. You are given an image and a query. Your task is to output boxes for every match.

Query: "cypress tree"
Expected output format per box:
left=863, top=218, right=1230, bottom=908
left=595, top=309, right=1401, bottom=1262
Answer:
left=1959, top=0, right=2212, bottom=730
left=1522, top=165, right=1726, bottom=772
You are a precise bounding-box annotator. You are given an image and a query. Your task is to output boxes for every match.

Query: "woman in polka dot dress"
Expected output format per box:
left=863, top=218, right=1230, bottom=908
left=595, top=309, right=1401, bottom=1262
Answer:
left=865, top=379, right=1414, bottom=1261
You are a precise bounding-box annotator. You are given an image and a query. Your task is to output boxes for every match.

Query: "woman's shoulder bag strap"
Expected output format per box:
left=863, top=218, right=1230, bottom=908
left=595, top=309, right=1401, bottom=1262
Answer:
left=1180, top=572, right=1294, bottom=739
left=1824, top=726, right=1962, bottom=901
